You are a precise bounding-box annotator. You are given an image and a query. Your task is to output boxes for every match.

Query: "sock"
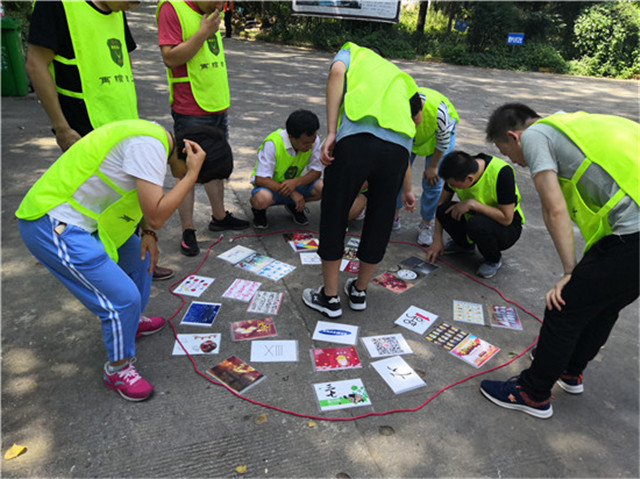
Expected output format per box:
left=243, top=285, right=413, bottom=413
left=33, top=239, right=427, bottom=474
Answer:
left=105, top=361, right=128, bottom=375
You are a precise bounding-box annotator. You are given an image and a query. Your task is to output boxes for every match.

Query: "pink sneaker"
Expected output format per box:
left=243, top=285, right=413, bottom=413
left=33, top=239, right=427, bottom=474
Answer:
left=136, top=315, right=166, bottom=339
left=103, top=361, right=154, bottom=401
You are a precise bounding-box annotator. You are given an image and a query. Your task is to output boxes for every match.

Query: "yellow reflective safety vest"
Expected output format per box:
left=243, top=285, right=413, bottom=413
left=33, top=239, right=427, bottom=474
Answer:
left=413, top=87, right=459, bottom=156
left=341, top=42, right=418, bottom=138
left=451, top=156, right=525, bottom=225
left=52, top=1, right=138, bottom=128
left=156, top=0, right=230, bottom=112
left=254, top=130, right=312, bottom=183
left=537, top=112, right=640, bottom=252
left=16, top=120, right=169, bottom=262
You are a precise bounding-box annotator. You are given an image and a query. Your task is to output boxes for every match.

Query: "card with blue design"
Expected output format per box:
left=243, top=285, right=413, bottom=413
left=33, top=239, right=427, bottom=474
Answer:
left=180, top=301, right=222, bottom=327
left=312, top=320, right=358, bottom=346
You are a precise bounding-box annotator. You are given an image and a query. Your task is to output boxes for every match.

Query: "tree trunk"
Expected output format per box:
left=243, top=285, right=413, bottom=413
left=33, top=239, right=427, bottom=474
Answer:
left=416, top=1, right=428, bottom=35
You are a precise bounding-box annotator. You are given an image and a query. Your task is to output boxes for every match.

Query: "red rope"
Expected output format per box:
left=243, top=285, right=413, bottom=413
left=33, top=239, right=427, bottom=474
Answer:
left=166, top=231, right=541, bottom=421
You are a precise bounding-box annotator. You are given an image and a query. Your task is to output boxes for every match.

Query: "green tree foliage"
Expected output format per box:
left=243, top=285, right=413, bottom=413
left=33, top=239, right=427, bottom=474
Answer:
left=572, top=2, right=640, bottom=78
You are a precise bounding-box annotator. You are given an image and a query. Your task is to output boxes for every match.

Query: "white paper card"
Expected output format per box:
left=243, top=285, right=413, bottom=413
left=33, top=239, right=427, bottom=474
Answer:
left=217, top=245, right=255, bottom=264
left=250, top=340, right=298, bottom=362
left=174, top=275, right=215, bottom=297
left=312, top=320, right=358, bottom=346
left=172, top=333, right=221, bottom=355
left=300, top=252, right=322, bottom=265
left=371, top=356, right=426, bottom=394
left=222, top=279, right=262, bottom=302
left=361, top=334, right=413, bottom=358
left=394, top=305, right=438, bottom=335
left=313, top=378, right=371, bottom=412
left=453, top=300, right=485, bottom=325
left=247, top=291, right=283, bottom=315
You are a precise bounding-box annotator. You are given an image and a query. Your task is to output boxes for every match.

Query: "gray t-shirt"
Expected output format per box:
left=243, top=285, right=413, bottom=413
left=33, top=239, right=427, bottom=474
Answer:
left=522, top=123, right=639, bottom=235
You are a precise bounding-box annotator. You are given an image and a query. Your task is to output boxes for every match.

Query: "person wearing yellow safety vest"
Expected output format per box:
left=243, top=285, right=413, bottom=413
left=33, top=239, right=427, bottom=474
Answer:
left=302, top=42, right=422, bottom=319
left=425, top=151, right=524, bottom=279
left=394, top=88, right=459, bottom=247
left=15, top=120, right=208, bottom=402
left=157, top=0, right=249, bottom=259
left=480, top=103, right=639, bottom=419
left=250, top=110, right=324, bottom=229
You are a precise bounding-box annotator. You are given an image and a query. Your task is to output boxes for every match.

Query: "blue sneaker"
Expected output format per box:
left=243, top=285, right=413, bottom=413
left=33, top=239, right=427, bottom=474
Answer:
left=480, top=377, right=553, bottom=419
left=530, top=347, right=584, bottom=394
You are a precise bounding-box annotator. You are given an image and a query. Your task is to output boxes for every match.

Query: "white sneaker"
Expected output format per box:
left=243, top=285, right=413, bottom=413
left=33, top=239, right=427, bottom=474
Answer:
left=391, top=217, right=401, bottom=231
left=417, top=222, right=434, bottom=246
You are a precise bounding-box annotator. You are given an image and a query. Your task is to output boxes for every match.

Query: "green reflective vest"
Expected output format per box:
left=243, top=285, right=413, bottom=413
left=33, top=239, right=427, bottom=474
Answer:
left=52, top=1, right=138, bottom=128
left=157, top=0, right=230, bottom=112
left=537, top=112, right=640, bottom=252
left=16, top=120, right=169, bottom=262
left=254, top=130, right=312, bottom=183
left=341, top=42, right=418, bottom=138
left=412, top=87, right=459, bottom=156
left=451, top=156, right=525, bottom=225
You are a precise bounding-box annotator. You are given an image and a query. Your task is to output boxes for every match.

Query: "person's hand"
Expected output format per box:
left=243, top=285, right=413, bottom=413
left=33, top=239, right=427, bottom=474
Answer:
left=56, top=127, right=82, bottom=152
left=423, top=165, right=439, bottom=186
left=401, top=190, right=416, bottom=213
left=546, top=273, right=571, bottom=311
left=183, top=139, right=206, bottom=176
left=446, top=199, right=475, bottom=221
left=140, top=233, right=159, bottom=274
left=277, top=178, right=297, bottom=197
left=320, top=132, right=336, bottom=166
left=291, top=191, right=305, bottom=211
left=199, top=8, right=221, bottom=37
left=425, top=239, right=443, bottom=264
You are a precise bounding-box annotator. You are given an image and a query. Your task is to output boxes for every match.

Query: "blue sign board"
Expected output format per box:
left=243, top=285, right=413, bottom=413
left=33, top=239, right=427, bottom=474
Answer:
left=454, top=19, right=469, bottom=33
left=507, top=33, right=525, bottom=45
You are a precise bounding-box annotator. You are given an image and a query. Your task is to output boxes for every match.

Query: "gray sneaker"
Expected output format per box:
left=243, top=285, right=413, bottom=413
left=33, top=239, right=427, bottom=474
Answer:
left=476, top=258, right=502, bottom=278
left=417, top=222, right=434, bottom=246
left=344, top=278, right=367, bottom=311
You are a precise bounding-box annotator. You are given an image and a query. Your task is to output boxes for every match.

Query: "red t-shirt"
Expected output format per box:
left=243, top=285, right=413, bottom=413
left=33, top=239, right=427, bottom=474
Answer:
left=157, top=1, right=227, bottom=115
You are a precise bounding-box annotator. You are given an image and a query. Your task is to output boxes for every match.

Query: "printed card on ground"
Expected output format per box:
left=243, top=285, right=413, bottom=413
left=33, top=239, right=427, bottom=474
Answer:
left=371, top=356, right=427, bottom=394
left=217, top=245, right=255, bottom=264
left=235, top=253, right=275, bottom=274
left=247, top=291, right=283, bottom=315
left=180, top=301, right=222, bottom=327
left=312, top=320, right=359, bottom=346
left=311, top=346, right=362, bottom=371
left=346, top=237, right=360, bottom=248
left=289, top=238, right=319, bottom=253
left=230, top=318, right=277, bottom=341
left=361, top=334, right=413, bottom=358
left=174, top=275, right=215, bottom=297
left=300, top=252, right=322, bottom=265
left=251, top=340, right=298, bottom=362
left=450, top=334, right=500, bottom=368
left=399, top=256, right=439, bottom=276
left=394, top=306, right=438, bottom=335
left=342, top=246, right=359, bottom=261
left=425, top=322, right=470, bottom=351
left=283, top=232, right=314, bottom=242
left=222, top=278, right=262, bottom=302
left=172, top=333, right=221, bottom=356
left=453, top=300, right=485, bottom=325
left=256, top=260, right=296, bottom=281
left=340, top=259, right=360, bottom=274
left=372, top=271, right=415, bottom=294
left=313, top=379, right=371, bottom=412
left=206, top=356, right=265, bottom=393
left=488, top=304, right=523, bottom=331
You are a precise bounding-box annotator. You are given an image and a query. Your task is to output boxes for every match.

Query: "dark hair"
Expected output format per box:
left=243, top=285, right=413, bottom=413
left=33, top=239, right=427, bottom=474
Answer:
left=486, top=103, right=540, bottom=143
left=439, top=150, right=479, bottom=182
left=176, top=125, right=233, bottom=184
left=409, top=92, right=422, bottom=118
left=286, top=109, right=320, bottom=138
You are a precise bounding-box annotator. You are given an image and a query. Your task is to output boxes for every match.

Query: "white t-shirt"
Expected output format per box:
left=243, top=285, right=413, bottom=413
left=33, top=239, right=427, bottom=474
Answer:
left=251, top=130, right=323, bottom=184
left=48, top=136, right=168, bottom=232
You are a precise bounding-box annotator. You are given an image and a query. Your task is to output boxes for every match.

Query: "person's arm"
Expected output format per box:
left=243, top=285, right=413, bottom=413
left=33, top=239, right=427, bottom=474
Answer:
left=136, top=140, right=206, bottom=230
left=425, top=187, right=454, bottom=263
left=446, top=199, right=515, bottom=226
left=320, top=60, right=346, bottom=166
left=159, top=9, right=221, bottom=68
left=25, top=44, right=81, bottom=151
left=278, top=170, right=321, bottom=196
left=400, top=162, right=416, bottom=213
left=533, top=169, right=576, bottom=311
left=137, top=217, right=159, bottom=274
left=423, top=148, right=444, bottom=186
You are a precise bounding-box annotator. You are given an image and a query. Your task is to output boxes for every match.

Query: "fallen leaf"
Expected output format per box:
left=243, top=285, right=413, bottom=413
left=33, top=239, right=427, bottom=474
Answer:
left=308, top=421, right=316, bottom=428
left=254, top=413, right=267, bottom=425
left=4, top=444, right=26, bottom=460
left=235, top=465, right=247, bottom=474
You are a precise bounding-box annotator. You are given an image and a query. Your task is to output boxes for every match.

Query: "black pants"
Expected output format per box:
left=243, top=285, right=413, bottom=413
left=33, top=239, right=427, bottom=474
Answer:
left=519, top=232, right=639, bottom=400
left=436, top=200, right=522, bottom=262
left=319, top=133, right=408, bottom=264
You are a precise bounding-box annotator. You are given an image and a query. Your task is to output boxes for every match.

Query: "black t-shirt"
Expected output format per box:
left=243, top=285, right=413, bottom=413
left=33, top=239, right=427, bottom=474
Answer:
left=28, top=1, right=136, bottom=135
left=445, top=153, right=522, bottom=222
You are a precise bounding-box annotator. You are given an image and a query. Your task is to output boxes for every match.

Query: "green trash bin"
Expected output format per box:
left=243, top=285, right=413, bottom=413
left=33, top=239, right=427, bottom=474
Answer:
left=1, top=16, right=29, bottom=97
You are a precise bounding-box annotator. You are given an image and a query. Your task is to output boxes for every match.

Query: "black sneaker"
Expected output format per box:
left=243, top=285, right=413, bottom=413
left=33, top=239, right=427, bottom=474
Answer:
left=180, top=229, right=199, bottom=256
left=302, top=286, right=342, bottom=318
left=208, top=211, right=250, bottom=231
left=344, top=278, right=367, bottom=311
left=285, top=204, right=309, bottom=226
left=252, top=208, right=268, bottom=229
left=480, top=377, right=553, bottom=419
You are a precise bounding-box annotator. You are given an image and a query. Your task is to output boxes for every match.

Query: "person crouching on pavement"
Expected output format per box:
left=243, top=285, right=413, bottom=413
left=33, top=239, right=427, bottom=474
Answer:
left=16, top=119, right=208, bottom=402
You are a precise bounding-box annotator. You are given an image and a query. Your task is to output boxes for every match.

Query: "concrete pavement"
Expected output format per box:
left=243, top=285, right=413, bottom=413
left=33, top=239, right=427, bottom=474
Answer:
left=2, top=4, right=639, bottom=477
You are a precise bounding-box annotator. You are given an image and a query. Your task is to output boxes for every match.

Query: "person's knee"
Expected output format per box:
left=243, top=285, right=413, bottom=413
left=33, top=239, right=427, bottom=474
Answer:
left=250, top=190, right=274, bottom=209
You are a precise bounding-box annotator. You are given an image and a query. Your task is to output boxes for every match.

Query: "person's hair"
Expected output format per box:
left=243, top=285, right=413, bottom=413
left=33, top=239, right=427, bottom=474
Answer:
left=362, top=44, right=383, bottom=57
left=439, top=150, right=479, bottom=182
left=485, top=103, right=540, bottom=143
left=176, top=125, right=233, bottom=184
left=286, top=109, right=320, bottom=138
left=409, top=92, right=422, bottom=118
